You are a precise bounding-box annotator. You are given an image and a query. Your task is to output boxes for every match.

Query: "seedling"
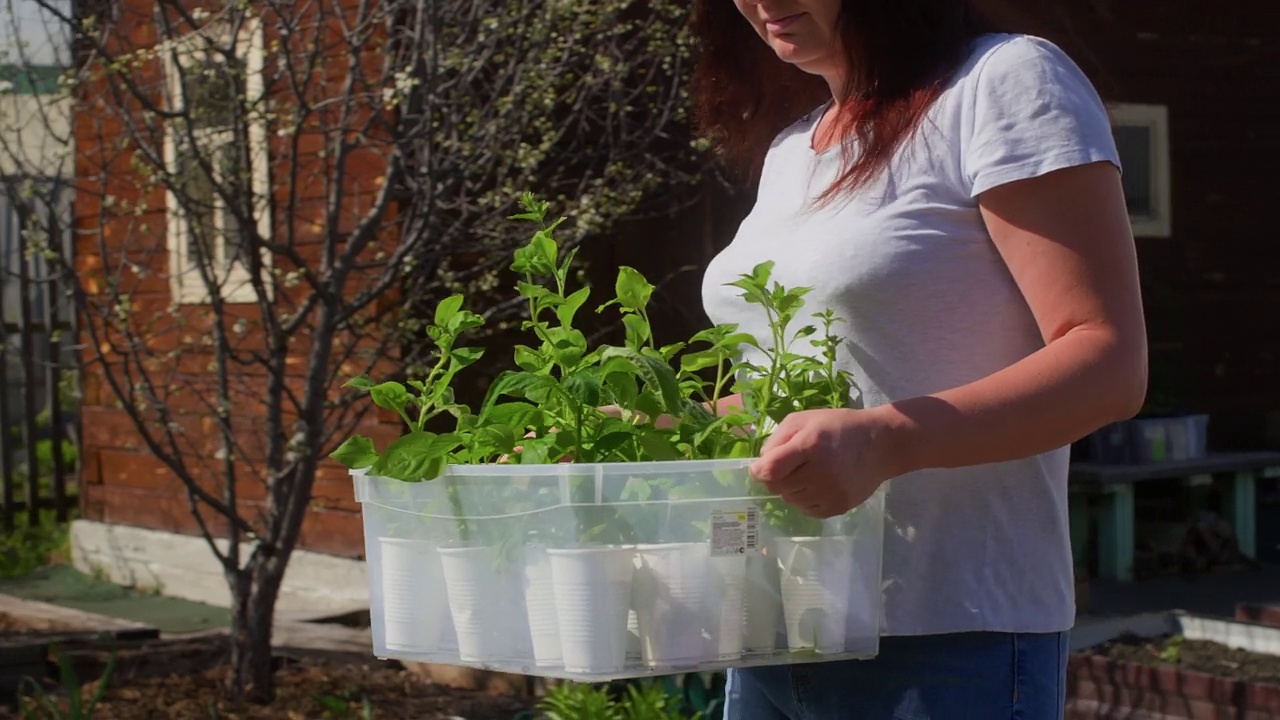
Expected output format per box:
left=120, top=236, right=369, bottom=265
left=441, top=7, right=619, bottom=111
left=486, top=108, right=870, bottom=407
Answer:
left=331, top=192, right=861, bottom=541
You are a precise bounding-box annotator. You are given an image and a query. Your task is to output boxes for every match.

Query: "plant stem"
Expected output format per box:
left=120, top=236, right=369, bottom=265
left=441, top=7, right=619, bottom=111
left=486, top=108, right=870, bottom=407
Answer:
left=709, top=354, right=728, bottom=456
left=415, top=350, right=452, bottom=431
left=753, top=299, right=785, bottom=455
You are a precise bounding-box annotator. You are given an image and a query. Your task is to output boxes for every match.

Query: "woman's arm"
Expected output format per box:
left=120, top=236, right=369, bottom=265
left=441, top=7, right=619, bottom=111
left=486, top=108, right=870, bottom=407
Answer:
left=599, top=393, right=746, bottom=430
left=708, top=394, right=745, bottom=417
left=875, top=160, right=1148, bottom=474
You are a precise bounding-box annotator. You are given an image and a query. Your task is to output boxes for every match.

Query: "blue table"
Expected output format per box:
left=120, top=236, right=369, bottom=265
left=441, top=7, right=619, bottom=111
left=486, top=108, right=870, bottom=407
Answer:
left=1069, top=452, right=1280, bottom=582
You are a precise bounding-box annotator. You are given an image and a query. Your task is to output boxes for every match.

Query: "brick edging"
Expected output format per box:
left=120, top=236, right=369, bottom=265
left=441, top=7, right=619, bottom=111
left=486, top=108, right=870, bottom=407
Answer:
left=1068, top=652, right=1280, bottom=717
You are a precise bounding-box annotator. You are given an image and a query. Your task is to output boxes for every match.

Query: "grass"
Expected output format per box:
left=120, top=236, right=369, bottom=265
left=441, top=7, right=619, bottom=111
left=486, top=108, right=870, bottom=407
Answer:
left=1, top=433, right=80, bottom=578
left=1, top=506, right=75, bottom=579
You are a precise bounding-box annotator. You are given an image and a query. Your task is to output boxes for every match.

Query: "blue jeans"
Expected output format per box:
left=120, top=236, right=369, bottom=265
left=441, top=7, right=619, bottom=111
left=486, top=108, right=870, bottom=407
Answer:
left=724, top=631, right=1068, bottom=720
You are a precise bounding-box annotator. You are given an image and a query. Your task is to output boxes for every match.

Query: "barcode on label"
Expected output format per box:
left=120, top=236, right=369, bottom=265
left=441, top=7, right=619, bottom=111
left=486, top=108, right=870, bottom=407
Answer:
left=710, top=507, right=762, bottom=557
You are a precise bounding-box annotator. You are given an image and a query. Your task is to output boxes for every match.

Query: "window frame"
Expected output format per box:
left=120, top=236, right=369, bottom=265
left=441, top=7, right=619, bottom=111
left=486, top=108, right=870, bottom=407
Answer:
left=1108, top=102, right=1172, bottom=239
left=160, top=16, right=271, bottom=305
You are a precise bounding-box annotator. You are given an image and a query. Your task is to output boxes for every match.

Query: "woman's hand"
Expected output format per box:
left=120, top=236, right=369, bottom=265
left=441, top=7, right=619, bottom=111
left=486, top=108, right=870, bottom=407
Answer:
left=748, top=407, right=905, bottom=519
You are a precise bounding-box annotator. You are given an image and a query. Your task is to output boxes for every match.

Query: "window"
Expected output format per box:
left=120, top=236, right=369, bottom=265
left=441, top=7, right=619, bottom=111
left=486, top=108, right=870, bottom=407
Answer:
left=1108, top=103, right=1171, bottom=238
left=161, top=17, right=270, bottom=304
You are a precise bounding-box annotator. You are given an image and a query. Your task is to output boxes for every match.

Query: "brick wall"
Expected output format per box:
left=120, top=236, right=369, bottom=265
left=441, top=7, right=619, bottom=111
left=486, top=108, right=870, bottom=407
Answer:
left=73, top=0, right=403, bottom=559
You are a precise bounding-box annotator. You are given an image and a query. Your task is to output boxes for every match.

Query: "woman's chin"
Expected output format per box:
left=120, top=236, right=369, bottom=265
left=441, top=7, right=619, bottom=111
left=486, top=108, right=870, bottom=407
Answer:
left=768, top=43, right=830, bottom=75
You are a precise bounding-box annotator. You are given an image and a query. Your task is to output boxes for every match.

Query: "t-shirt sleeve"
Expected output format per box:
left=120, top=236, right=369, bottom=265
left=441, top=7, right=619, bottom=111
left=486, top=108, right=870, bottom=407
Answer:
left=962, top=35, right=1121, bottom=198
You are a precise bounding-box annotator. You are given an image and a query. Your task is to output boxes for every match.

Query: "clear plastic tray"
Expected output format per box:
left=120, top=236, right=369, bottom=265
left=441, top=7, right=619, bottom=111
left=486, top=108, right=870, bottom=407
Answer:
left=353, top=458, right=884, bottom=680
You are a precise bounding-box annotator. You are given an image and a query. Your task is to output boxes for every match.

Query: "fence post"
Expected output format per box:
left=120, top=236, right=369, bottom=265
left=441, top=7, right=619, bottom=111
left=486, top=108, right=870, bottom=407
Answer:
left=0, top=232, right=11, bottom=532
left=16, top=199, right=42, bottom=526
left=0, top=183, right=78, bottom=531
left=44, top=190, right=69, bottom=523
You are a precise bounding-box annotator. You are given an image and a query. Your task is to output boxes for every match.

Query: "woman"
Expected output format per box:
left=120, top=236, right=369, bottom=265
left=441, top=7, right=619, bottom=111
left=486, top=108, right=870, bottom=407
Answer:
left=693, top=0, right=1148, bottom=717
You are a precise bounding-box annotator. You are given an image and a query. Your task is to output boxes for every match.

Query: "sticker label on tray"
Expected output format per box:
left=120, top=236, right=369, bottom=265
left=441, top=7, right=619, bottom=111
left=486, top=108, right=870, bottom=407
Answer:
left=710, top=507, right=760, bottom=556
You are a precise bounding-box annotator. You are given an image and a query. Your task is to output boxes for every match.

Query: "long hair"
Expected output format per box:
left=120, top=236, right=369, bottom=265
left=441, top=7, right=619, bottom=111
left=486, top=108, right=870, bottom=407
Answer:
left=692, top=1, right=995, bottom=202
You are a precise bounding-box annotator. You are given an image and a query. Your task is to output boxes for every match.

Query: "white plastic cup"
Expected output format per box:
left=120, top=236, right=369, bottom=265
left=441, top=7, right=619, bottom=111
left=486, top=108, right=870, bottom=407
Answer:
left=708, top=553, right=748, bottom=660
left=742, top=550, right=782, bottom=654
left=627, top=553, right=642, bottom=664
left=626, top=610, right=642, bottom=663
left=548, top=546, right=636, bottom=674
left=378, top=538, right=454, bottom=653
left=523, top=545, right=563, bottom=667
left=634, top=543, right=714, bottom=668
left=775, top=536, right=856, bottom=654
left=438, top=546, right=531, bottom=663
left=841, top=537, right=880, bottom=657
left=631, top=544, right=746, bottom=666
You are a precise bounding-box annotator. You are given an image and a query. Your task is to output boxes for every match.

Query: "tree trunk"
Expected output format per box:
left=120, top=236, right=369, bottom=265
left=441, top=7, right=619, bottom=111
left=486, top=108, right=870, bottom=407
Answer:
left=226, top=563, right=284, bottom=703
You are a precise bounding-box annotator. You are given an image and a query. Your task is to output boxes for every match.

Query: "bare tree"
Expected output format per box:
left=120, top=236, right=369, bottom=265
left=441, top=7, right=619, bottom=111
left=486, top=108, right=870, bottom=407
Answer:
left=0, top=0, right=702, bottom=701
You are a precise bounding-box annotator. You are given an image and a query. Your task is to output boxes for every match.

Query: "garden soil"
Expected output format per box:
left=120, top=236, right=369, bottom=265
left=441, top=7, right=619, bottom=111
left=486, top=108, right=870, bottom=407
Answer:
left=1093, top=634, right=1280, bottom=685
left=0, top=635, right=535, bottom=720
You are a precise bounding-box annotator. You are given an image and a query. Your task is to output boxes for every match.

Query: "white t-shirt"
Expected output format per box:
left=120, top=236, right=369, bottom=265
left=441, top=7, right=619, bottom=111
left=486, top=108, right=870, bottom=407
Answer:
left=701, top=33, right=1121, bottom=636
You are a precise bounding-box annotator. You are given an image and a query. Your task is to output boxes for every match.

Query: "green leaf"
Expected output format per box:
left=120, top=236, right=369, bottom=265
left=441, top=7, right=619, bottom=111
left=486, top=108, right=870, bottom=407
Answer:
left=562, top=371, right=603, bottom=408
left=728, top=278, right=769, bottom=307
left=680, top=398, right=717, bottom=427
left=615, top=266, right=654, bottom=312
left=450, top=346, right=484, bottom=369
left=513, top=345, right=544, bottom=372
left=343, top=376, right=376, bottom=391
left=774, top=289, right=809, bottom=325
left=532, top=230, right=558, bottom=270
left=557, top=245, right=580, bottom=285
left=512, top=243, right=554, bottom=276
left=53, top=644, right=83, bottom=717
left=483, top=371, right=557, bottom=407
left=556, top=286, right=592, bottom=328
left=485, top=401, right=542, bottom=429
left=601, top=347, right=683, bottom=416
left=433, top=294, right=464, bottom=328
left=718, top=332, right=757, bottom=352
left=315, top=694, right=348, bottom=714
left=369, top=382, right=413, bottom=414
left=591, top=429, right=635, bottom=460
left=330, top=435, right=378, bottom=469
left=472, top=425, right=518, bottom=459
left=546, top=327, right=587, bottom=368
left=603, top=370, right=640, bottom=409
left=447, top=309, right=485, bottom=334
left=725, top=261, right=776, bottom=307
left=515, top=435, right=558, bottom=465
left=680, top=349, right=725, bottom=375
left=638, top=433, right=679, bottom=461
left=657, top=342, right=685, bottom=361
left=517, top=281, right=555, bottom=304
left=668, top=483, right=710, bottom=500
left=622, top=313, right=650, bottom=349
left=751, top=261, right=775, bottom=285
left=370, top=432, right=461, bottom=482
left=634, top=393, right=665, bottom=425
left=621, top=475, right=653, bottom=501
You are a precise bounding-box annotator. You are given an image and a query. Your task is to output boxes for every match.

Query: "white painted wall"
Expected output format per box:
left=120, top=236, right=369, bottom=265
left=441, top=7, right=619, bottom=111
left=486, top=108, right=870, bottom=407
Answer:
left=0, top=91, right=71, bottom=178
left=71, top=520, right=371, bottom=617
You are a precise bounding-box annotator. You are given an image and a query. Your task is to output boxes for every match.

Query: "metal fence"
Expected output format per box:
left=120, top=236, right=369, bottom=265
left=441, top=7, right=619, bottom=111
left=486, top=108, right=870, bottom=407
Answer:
left=0, top=179, right=77, bottom=531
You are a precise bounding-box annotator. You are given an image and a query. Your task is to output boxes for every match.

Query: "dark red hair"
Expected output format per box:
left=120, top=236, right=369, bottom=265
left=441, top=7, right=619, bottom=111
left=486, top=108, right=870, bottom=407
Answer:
left=693, top=0, right=994, bottom=202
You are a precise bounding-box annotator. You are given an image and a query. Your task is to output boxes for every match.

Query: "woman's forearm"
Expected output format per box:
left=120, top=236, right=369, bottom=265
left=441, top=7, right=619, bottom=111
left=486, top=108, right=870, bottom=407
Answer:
left=874, top=327, right=1147, bottom=476
left=707, top=393, right=744, bottom=417
left=649, top=393, right=742, bottom=429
